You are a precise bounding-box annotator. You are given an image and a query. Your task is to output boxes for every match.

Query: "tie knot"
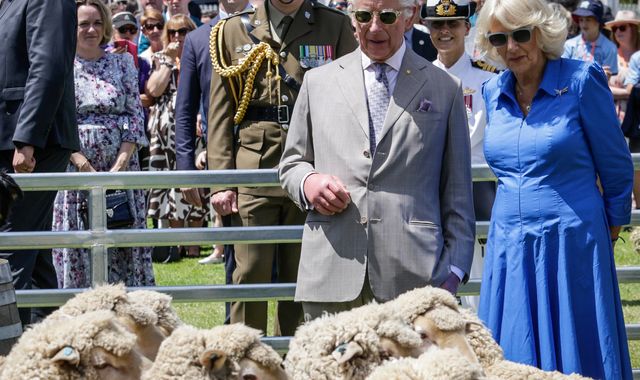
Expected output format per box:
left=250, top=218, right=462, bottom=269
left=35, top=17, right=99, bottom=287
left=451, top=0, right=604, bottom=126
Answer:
left=373, top=63, right=388, bottom=82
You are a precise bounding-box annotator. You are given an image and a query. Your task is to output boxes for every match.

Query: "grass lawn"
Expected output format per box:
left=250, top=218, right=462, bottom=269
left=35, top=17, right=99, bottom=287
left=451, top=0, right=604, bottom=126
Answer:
left=154, top=233, right=640, bottom=368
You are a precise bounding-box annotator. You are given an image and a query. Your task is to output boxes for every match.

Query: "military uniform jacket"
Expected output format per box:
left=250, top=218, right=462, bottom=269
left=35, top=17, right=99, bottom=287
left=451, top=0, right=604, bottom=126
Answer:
left=208, top=1, right=358, bottom=196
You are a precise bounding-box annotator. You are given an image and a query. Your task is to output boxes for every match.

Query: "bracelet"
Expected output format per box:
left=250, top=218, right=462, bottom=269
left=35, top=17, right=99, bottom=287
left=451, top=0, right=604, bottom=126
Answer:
left=78, top=160, right=90, bottom=170
left=157, top=54, right=175, bottom=69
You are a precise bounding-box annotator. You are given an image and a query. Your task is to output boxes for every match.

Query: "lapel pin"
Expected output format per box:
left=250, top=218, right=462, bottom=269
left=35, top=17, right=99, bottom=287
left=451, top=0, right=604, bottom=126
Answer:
left=255, top=20, right=261, bottom=25
left=406, top=69, right=411, bottom=75
left=555, top=87, right=568, bottom=96
left=305, top=11, right=311, bottom=19
left=418, top=40, right=425, bottom=45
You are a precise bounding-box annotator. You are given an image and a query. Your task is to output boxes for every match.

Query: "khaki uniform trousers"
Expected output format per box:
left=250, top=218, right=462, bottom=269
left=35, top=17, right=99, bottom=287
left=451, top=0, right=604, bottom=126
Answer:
left=231, top=193, right=305, bottom=335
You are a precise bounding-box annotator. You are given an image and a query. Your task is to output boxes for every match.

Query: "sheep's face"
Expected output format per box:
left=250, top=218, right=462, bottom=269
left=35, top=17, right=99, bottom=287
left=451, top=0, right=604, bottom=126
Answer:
left=87, top=346, right=151, bottom=380
left=412, top=315, right=479, bottom=365
left=375, top=319, right=425, bottom=360
left=118, top=316, right=167, bottom=360
left=238, top=358, right=290, bottom=380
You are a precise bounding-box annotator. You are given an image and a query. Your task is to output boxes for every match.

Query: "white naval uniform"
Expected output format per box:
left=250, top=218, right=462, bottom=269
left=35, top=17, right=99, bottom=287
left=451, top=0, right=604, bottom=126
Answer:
left=434, top=52, right=497, bottom=310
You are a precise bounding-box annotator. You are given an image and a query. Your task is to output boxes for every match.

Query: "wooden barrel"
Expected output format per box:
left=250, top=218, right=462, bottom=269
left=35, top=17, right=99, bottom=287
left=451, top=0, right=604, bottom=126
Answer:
left=0, top=259, right=22, bottom=355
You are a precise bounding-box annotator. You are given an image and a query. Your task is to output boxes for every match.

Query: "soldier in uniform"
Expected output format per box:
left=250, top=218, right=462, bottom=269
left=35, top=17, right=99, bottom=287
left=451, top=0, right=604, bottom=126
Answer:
left=423, top=0, right=498, bottom=310
left=207, top=0, right=357, bottom=335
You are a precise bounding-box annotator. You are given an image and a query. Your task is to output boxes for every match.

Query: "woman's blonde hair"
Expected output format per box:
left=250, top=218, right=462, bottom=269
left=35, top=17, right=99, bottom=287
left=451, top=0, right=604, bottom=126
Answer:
left=77, top=0, right=113, bottom=45
left=161, top=14, right=197, bottom=48
left=140, top=7, right=164, bottom=28
left=475, top=0, right=568, bottom=65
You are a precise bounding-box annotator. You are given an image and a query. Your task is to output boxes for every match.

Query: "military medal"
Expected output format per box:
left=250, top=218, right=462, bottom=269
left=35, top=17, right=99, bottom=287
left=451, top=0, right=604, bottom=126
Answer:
left=463, top=88, right=474, bottom=114
left=299, top=45, right=334, bottom=68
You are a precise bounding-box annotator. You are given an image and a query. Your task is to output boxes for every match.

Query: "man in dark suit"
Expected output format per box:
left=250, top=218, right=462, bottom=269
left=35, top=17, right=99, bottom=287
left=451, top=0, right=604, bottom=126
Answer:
left=404, top=2, right=437, bottom=61
left=174, top=0, right=251, bottom=322
left=0, top=0, right=80, bottom=325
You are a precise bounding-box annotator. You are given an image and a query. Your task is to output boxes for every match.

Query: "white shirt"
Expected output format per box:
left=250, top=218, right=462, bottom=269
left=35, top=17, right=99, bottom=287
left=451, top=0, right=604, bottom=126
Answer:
left=361, top=42, right=406, bottom=98
left=434, top=53, right=497, bottom=165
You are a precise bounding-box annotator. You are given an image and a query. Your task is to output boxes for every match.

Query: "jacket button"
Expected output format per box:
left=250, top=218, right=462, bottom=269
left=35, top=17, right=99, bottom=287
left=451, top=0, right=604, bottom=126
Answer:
left=280, top=51, right=286, bottom=58
left=282, top=124, right=289, bottom=131
left=360, top=216, right=368, bottom=224
left=363, top=150, right=370, bottom=158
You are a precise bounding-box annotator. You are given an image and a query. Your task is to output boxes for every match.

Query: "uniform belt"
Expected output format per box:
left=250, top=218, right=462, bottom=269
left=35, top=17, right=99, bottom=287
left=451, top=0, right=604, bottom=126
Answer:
left=244, top=105, right=291, bottom=124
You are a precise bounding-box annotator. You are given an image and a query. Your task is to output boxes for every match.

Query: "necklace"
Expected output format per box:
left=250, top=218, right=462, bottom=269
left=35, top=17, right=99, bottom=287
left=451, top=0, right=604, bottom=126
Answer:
left=515, top=84, right=532, bottom=114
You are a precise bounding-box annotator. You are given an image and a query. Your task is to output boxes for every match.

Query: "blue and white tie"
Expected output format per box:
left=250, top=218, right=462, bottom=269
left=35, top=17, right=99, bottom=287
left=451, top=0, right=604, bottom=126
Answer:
left=367, top=62, right=390, bottom=153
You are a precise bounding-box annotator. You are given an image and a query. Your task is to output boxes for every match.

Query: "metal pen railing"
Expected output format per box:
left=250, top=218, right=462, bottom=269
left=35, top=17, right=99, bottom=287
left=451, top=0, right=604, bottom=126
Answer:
left=2, top=162, right=640, bottom=374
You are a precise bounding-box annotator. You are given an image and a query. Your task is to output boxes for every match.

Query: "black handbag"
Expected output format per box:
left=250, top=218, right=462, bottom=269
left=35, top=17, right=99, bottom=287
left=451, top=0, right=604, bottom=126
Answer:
left=79, top=190, right=134, bottom=229
left=105, top=190, right=134, bottom=229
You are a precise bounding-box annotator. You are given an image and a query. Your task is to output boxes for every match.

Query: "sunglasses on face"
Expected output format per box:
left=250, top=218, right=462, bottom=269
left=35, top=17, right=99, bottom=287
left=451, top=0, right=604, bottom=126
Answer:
left=168, top=28, right=189, bottom=36
left=353, top=9, right=403, bottom=25
left=143, top=22, right=164, bottom=31
left=613, top=25, right=629, bottom=33
left=486, top=27, right=533, bottom=47
left=117, top=25, right=138, bottom=34
left=427, top=19, right=463, bottom=30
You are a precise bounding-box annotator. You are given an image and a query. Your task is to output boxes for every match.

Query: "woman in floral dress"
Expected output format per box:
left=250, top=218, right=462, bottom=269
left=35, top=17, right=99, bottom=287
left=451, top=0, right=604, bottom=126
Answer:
left=52, top=0, right=155, bottom=288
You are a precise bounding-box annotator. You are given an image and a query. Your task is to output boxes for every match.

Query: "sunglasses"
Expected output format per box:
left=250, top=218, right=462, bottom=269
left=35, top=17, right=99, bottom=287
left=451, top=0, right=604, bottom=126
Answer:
left=143, top=22, right=164, bottom=31
left=427, top=19, right=464, bottom=30
left=168, top=28, right=189, bottom=36
left=613, top=25, right=629, bottom=33
left=486, top=27, right=533, bottom=47
left=353, top=9, right=403, bottom=25
left=117, top=25, right=138, bottom=34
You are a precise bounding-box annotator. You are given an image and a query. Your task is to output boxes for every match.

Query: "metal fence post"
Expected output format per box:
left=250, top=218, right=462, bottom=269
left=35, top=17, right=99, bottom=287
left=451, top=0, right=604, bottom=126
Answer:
left=88, top=187, right=108, bottom=285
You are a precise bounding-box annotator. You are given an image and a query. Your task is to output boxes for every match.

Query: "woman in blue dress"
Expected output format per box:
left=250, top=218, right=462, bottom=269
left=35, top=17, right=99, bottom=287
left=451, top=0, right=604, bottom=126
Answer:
left=475, top=0, right=633, bottom=378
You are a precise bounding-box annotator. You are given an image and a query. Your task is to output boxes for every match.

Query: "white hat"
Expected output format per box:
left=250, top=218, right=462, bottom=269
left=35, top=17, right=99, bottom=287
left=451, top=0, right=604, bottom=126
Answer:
left=605, top=10, right=640, bottom=29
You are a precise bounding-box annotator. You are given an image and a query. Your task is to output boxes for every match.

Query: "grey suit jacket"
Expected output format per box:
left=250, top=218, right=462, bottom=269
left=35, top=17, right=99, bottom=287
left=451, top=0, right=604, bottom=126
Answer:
left=0, top=0, right=80, bottom=151
left=279, top=47, right=475, bottom=302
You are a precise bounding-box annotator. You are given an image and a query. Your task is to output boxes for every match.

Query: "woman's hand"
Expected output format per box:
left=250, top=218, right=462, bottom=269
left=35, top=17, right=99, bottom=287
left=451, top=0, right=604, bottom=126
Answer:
left=71, top=152, right=96, bottom=172
left=109, top=142, right=136, bottom=172
left=164, top=42, right=180, bottom=60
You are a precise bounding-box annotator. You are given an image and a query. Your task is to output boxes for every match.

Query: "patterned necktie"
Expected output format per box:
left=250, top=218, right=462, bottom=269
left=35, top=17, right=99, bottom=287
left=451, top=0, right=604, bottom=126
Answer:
left=367, top=62, right=390, bottom=153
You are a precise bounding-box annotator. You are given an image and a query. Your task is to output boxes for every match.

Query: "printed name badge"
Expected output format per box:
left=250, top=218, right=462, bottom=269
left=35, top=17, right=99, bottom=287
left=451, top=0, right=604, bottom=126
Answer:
left=299, top=45, right=334, bottom=68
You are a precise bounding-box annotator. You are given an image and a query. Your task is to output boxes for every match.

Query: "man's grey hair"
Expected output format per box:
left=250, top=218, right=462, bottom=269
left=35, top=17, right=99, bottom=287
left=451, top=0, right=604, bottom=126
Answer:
left=347, top=0, right=416, bottom=17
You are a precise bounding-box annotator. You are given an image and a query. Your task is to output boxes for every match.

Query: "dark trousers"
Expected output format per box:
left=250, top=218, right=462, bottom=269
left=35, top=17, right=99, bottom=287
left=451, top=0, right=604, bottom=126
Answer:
left=0, top=148, right=71, bottom=326
left=230, top=194, right=304, bottom=336
left=222, top=214, right=234, bottom=324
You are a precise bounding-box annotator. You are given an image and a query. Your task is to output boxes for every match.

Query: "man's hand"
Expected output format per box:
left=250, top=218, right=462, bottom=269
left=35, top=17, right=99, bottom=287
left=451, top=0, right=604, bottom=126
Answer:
left=211, top=190, right=238, bottom=216
left=303, top=173, right=351, bottom=215
left=181, top=188, right=203, bottom=208
left=439, top=272, right=461, bottom=295
left=13, top=145, right=36, bottom=173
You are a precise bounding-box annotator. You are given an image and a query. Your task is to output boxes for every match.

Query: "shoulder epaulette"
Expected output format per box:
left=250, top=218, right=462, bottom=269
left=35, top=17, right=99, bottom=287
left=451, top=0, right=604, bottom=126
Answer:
left=472, top=60, right=500, bottom=74
left=226, top=8, right=256, bottom=19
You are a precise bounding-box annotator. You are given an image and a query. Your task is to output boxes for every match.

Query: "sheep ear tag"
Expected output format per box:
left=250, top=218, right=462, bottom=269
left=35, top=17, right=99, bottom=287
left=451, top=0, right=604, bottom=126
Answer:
left=52, top=346, right=80, bottom=366
left=200, top=349, right=228, bottom=371
left=332, top=342, right=363, bottom=364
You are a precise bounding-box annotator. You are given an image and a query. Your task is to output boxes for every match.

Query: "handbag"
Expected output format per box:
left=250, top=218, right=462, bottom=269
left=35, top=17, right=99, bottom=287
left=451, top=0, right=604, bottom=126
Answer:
left=105, top=190, right=134, bottom=229
left=79, top=190, right=134, bottom=229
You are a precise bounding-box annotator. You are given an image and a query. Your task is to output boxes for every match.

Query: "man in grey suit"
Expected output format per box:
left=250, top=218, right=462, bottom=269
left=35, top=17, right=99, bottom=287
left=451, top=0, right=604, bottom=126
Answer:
left=0, top=0, right=80, bottom=325
left=279, top=0, right=475, bottom=318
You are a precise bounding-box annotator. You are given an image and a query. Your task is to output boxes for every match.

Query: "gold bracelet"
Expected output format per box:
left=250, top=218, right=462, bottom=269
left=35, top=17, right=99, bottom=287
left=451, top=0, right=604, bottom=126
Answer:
left=78, top=160, right=90, bottom=170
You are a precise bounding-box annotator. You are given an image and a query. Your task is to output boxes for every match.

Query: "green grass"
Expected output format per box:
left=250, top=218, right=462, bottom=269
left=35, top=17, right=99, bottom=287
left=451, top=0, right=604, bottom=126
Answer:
left=154, top=234, right=640, bottom=366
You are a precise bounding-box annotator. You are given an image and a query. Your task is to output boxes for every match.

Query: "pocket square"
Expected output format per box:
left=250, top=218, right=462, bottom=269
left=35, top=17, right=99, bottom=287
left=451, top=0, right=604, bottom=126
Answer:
left=417, top=98, right=432, bottom=113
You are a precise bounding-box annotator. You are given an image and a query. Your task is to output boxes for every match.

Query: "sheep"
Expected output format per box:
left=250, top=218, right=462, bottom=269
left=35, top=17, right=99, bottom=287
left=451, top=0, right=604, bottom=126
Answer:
left=459, top=308, right=592, bottom=380
left=285, top=303, right=425, bottom=380
left=143, top=323, right=288, bottom=380
left=47, top=283, right=172, bottom=360
left=630, top=227, right=640, bottom=253
left=127, top=289, right=182, bottom=336
left=384, top=286, right=480, bottom=365
left=0, top=310, right=151, bottom=380
left=366, top=347, right=487, bottom=380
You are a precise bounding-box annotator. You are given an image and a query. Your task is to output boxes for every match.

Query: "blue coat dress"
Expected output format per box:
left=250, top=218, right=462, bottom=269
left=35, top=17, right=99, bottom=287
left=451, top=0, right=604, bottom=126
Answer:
left=479, top=58, right=633, bottom=380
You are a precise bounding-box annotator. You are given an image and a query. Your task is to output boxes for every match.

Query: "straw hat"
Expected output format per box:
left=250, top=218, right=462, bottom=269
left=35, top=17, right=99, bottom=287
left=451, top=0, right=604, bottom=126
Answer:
left=605, top=10, right=640, bottom=29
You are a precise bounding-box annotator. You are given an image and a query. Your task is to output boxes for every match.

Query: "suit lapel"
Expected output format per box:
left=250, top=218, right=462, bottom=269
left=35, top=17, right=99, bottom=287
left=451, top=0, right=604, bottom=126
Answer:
left=337, top=49, right=369, bottom=138
left=281, top=0, right=313, bottom=51
left=379, top=49, right=428, bottom=143
left=0, top=0, right=14, bottom=21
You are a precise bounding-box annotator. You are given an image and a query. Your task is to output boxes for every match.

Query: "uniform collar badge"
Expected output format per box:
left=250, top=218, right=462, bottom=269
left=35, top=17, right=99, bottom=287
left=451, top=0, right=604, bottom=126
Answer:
left=554, top=87, right=568, bottom=96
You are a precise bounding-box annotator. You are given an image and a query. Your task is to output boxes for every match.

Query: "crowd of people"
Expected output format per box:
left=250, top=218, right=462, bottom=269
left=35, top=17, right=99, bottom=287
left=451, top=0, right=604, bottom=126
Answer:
left=0, top=0, right=637, bottom=378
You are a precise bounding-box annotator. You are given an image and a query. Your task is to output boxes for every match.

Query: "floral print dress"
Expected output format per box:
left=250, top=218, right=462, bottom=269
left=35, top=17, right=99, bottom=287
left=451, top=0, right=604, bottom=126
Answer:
left=52, top=53, right=155, bottom=288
